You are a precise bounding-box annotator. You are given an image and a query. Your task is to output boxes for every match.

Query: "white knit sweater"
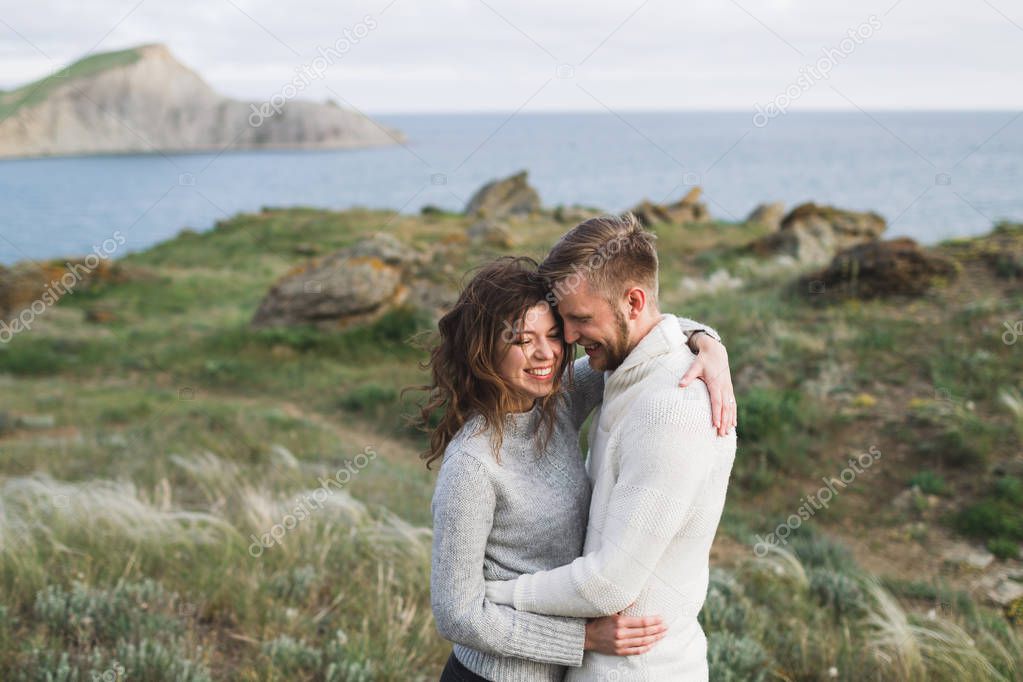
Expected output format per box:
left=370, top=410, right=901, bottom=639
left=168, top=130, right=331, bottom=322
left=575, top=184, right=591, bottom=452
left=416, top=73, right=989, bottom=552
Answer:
left=486, top=314, right=737, bottom=681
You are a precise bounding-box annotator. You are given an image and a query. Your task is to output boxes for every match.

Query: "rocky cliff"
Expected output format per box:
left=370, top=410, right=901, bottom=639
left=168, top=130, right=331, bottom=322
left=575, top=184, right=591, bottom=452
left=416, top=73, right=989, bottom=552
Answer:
left=0, top=44, right=403, bottom=158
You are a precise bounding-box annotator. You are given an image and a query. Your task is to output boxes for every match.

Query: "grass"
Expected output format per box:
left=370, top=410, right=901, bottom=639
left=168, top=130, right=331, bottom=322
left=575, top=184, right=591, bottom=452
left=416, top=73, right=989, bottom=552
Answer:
left=1, top=205, right=1021, bottom=679
left=0, top=46, right=143, bottom=119
left=700, top=527, right=1022, bottom=680
left=955, top=476, right=1023, bottom=557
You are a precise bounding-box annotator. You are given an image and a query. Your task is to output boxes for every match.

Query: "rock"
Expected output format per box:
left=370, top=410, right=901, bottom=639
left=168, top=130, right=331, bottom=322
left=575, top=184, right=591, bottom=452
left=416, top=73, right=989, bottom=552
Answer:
left=630, top=200, right=670, bottom=226
left=552, top=204, right=605, bottom=225
left=345, top=233, right=418, bottom=265
left=678, top=269, right=744, bottom=297
left=292, top=243, right=321, bottom=257
left=464, top=171, right=541, bottom=219
left=250, top=234, right=415, bottom=330
left=746, top=202, right=786, bottom=230
left=752, top=202, right=887, bottom=264
left=0, top=258, right=135, bottom=322
left=991, top=456, right=1023, bottom=478
left=84, top=308, right=117, bottom=324
left=892, top=486, right=924, bottom=513
left=0, top=44, right=403, bottom=159
left=941, top=542, right=995, bottom=571
left=935, top=221, right=1023, bottom=280
left=630, top=188, right=710, bottom=227
left=406, top=280, right=459, bottom=320
left=467, top=220, right=516, bottom=248
left=799, top=238, right=958, bottom=302
left=16, top=414, right=56, bottom=430
left=988, top=578, right=1023, bottom=606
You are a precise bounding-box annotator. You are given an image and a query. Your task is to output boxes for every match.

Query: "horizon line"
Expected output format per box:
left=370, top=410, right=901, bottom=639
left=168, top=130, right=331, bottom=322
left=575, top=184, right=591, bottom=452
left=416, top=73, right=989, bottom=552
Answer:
left=367, top=107, right=1022, bottom=116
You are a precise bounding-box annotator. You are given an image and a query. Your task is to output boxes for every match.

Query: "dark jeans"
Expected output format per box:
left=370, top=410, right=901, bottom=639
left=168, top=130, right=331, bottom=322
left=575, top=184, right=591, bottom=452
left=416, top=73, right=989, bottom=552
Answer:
left=439, top=653, right=491, bottom=682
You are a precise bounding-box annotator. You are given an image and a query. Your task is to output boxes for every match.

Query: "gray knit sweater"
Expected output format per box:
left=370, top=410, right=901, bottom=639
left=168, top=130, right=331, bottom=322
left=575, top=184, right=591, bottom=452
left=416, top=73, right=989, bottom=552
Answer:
left=430, top=318, right=719, bottom=682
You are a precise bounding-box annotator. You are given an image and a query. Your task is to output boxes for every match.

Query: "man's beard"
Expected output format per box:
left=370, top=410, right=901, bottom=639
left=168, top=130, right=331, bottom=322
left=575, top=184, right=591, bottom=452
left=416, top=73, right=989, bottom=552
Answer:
left=593, top=308, right=631, bottom=371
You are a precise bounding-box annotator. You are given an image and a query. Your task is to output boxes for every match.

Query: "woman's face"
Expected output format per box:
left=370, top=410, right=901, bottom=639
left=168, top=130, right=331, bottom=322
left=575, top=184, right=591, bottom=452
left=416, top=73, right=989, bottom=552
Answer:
left=497, top=303, right=564, bottom=410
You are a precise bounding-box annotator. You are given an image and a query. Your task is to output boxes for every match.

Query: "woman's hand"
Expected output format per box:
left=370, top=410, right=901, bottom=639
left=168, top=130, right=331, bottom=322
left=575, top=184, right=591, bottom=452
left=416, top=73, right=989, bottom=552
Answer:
left=584, top=612, right=667, bottom=656
left=680, top=333, right=737, bottom=436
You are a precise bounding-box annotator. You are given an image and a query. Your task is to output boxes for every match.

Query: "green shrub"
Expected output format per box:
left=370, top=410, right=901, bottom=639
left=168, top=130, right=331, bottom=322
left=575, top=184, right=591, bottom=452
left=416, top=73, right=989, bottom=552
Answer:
left=908, top=470, right=949, bottom=496
left=909, top=406, right=997, bottom=470
left=737, top=387, right=803, bottom=444
left=0, top=340, right=70, bottom=375
left=339, top=384, right=397, bottom=413
left=261, top=635, right=375, bottom=681
left=263, top=635, right=322, bottom=675
left=699, top=569, right=751, bottom=634
left=268, top=564, right=317, bottom=602
left=115, top=639, right=211, bottom=682
left=808, top=568, right=867, bottom=620
left=98, top=402, right=154, bottom=424
left=955, top=500, right=1020, bottom=540
left=19, top=649, right=119, bottom=682
left=736, top=387, right=820, bottom=480
left=19, top=639, right=210, bottom=682
left=857, top=325, right=896, bottom=351
left=993, top=476, right=1023, bottom=505
left=788, top=525, right=859, bottom=573
left=208, top=306, right=430, bottom=363
left=707, top=631, right=770, bottom=682
left=33, top=579, right=182, bottom=645
left=987, top=537, right=1020, bottom=560
left=956, top=476, right=1023, bottom=545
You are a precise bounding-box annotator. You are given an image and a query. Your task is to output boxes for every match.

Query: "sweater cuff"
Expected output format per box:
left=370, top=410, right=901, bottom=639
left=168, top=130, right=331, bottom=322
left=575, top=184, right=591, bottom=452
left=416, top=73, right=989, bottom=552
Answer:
left=510, top=612, right=586, bottom=668
left=509, top=609, right=585, bottom=670
left=677, top=317, right=722, bottom=344
left=484, top=578, right=516, bottom=606
left=513, top=572, right=537, bottom=612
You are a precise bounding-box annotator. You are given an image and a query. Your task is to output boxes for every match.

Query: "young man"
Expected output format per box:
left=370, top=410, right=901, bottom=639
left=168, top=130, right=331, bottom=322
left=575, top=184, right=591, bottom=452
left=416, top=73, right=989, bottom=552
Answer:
left=485, top=213, right=738, bottom=680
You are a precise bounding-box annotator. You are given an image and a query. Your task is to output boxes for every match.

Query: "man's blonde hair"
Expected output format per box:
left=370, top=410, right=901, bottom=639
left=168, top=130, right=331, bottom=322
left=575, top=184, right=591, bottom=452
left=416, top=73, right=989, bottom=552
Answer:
left=540, top=212, right=659, bottom=306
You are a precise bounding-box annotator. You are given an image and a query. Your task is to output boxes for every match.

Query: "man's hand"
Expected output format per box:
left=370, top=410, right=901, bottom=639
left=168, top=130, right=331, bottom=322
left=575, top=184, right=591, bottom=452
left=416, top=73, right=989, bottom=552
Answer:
left=584, top=612, right=667, bottom=656
left=681, top=333, right=737, bottom=436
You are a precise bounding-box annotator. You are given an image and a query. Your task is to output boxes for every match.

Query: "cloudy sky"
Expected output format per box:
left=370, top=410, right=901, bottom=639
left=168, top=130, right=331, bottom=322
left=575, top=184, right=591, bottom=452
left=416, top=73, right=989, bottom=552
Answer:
left=0, top=0, right=1020, bottom=113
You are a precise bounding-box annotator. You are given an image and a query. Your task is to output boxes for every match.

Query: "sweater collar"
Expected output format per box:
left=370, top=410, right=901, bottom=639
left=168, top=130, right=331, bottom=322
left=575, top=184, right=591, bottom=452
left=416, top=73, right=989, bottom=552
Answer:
left=503, top=400, right=542, bottom=439
left=605, top=313, right=685, bottom=385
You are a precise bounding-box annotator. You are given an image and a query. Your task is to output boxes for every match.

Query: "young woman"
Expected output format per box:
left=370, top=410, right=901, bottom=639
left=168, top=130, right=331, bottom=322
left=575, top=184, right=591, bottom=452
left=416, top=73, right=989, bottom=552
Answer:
left=417, top=257, right=726, bottom=682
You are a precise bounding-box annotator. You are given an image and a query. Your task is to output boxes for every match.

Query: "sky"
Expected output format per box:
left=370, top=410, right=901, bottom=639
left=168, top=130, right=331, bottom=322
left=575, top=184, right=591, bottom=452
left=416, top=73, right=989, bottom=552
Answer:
left=0, top=0, right=1020, bottom=114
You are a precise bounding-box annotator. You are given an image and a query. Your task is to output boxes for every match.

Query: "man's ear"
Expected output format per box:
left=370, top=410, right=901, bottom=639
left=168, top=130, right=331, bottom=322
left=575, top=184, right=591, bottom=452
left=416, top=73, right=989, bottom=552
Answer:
left=624, top=286, right=647, bottom=320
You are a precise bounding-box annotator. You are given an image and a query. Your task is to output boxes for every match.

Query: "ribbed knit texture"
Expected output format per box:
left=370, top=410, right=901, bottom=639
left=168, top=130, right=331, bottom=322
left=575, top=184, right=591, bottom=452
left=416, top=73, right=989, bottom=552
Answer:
left=430, top=317, right=718, bottom=682
left=486, top=314, right=737, bottom=681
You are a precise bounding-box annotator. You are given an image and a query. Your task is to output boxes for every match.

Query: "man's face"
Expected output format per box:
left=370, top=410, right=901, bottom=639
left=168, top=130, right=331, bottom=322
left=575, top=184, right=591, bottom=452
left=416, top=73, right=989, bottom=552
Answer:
left=555, top=278, right=631, bottom=371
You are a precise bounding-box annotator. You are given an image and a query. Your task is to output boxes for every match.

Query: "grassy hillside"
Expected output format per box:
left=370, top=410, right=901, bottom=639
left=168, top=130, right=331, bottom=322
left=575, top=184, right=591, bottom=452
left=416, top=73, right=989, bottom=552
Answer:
left=0, top=46, right=143, bottom=120
left=0, top=207, right=1020, bottom=680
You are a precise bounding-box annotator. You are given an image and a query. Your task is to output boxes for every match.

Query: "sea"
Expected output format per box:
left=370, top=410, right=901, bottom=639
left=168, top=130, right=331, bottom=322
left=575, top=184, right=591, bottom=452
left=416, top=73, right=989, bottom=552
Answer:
left=0, top=110, right=1020, bottom=265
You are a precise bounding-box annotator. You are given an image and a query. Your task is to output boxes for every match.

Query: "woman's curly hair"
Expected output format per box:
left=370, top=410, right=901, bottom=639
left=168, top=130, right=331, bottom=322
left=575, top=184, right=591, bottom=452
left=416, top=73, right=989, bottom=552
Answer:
left=409, top=256, right=571, bottom=468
